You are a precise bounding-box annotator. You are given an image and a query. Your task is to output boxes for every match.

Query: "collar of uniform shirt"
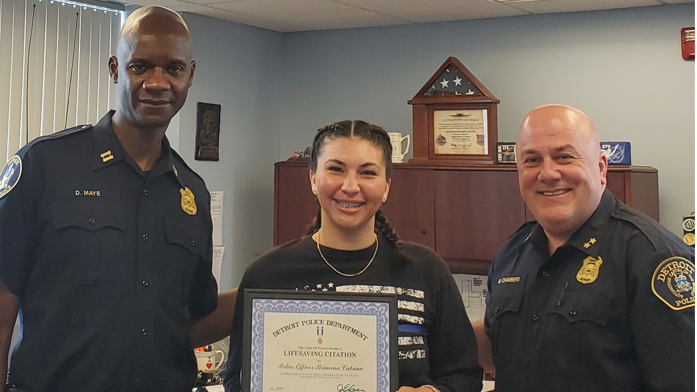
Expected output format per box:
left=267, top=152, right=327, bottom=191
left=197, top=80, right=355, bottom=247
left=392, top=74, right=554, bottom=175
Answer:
left=91, top=110, right=127, bottom=171
left=564, top=189, right=616, bottom=257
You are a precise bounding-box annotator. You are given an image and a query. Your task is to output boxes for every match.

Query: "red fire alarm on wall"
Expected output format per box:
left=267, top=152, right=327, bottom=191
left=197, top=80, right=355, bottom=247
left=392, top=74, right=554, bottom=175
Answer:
left=681, top=27, right=694, bottom=60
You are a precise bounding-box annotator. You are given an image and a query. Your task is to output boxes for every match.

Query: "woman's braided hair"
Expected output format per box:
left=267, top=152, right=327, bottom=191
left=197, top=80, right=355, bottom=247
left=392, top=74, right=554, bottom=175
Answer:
left=306, top=120, right=399, bottom=247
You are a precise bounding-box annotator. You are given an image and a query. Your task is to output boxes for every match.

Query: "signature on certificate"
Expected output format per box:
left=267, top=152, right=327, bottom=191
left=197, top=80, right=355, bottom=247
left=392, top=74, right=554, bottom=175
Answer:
left=337, top=384, right=364, bottom=392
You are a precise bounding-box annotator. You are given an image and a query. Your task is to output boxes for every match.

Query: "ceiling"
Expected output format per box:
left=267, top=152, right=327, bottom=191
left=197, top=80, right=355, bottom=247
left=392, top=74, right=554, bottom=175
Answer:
left=122, top=0, right=694, bottom=32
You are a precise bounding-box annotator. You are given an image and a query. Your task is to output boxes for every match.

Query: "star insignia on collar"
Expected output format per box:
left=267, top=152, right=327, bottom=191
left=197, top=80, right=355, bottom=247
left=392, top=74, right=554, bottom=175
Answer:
left=583, top=237, right=597, bottom=249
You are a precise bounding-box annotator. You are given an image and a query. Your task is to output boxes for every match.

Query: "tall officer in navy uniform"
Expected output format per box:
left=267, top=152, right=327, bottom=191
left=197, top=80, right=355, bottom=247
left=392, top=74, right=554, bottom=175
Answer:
left=475, top=104, right=695, bottom=392
left=0, top=6, right=235, bottom=392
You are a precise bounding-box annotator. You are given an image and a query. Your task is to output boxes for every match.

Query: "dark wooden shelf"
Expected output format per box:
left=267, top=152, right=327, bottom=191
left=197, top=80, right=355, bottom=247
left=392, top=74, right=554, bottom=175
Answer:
left=274, top=161, right=659, bottom=275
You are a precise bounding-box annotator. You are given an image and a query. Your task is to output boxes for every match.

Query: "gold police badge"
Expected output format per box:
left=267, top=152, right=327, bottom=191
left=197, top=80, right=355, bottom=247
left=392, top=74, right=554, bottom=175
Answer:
left=652, top=256, right=695, bottom=311
left=577, top=256, right=603, bottom=284
left=180, top=187, right=197, bottom=216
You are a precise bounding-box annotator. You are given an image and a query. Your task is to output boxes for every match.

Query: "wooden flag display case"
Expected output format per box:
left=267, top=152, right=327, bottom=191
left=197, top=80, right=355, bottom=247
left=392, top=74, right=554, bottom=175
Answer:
left=408, top=57, right=499, bottom=165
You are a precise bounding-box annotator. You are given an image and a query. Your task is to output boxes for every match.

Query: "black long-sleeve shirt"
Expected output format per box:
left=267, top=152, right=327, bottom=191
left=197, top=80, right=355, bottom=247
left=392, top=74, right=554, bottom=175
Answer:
left=223, top=234, right=483, bottom=392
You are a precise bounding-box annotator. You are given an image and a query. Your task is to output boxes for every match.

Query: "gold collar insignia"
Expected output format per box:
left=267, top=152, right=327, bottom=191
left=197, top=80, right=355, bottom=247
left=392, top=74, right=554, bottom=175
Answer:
left=100, top=150, right=114, bottom=163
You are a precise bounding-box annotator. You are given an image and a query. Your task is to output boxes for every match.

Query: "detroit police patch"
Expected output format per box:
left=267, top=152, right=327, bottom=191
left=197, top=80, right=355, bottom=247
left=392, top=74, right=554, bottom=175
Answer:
left=652, top=256, right=695, bottom=310
left=0, top=155, right=21, bottom=199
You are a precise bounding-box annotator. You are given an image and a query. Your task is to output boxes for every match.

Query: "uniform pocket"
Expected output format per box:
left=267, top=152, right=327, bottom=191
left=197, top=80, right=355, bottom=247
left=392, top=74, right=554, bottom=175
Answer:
left=160, top=216, right=209, bottom=307
left=543, top=288, right=612, bottom=379
left=548, top=289, right=611, bottom=326
left=51, top=200, right=126, bottom=284
left=489, top=290, right=524, bottom=370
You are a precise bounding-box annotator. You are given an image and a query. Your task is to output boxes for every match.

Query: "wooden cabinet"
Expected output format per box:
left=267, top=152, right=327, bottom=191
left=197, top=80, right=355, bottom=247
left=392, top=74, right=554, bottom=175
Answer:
left=273, top=164, right=316, bottom=245
left=274, top=161, right=659, bottom=274
left=434, top=170, right=526, bottom=274
left=382, top=168, right=435, bottom=248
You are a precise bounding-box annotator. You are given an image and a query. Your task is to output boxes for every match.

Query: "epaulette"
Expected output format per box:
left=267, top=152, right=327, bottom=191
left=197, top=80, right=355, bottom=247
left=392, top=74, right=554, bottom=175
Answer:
left=492, top=219, right=538, bottom=251
left=611, top=206, right=675, bottom=253
left=12, top=124, right=92, bottom=159
left=171, top=148, right=207, bottom=185
left=1, top=124, right=91, bottom=200
left=510, top=219, right=537, bottom=239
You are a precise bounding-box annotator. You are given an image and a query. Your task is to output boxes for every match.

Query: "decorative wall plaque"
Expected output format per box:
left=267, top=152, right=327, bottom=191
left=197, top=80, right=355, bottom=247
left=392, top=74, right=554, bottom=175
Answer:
left=195, top=102, right=221, bottom=161
left=408, top=57, right=499, bottom=165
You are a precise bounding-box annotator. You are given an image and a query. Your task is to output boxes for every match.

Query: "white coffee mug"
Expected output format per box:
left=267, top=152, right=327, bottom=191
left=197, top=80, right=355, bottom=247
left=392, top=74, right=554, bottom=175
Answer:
left=388, top=132, right=411, bottom=163
left=195, top=350, right=225, bottom=373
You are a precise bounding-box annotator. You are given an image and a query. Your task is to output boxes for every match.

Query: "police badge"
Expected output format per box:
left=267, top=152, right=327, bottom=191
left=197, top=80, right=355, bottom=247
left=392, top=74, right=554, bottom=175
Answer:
left=577, top=256, right=603, bottom=284
left=0, top=155, right=22, bottom=199
left=652, top=257, right=695, bottom=310
left=180, top=187, right=197, bottom=216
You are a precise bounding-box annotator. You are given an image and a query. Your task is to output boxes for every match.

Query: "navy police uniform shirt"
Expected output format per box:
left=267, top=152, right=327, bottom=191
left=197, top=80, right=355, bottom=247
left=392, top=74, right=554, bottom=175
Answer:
left=485, top=189, right=695, bottom=392
left=0, top=111, right=218, bottom=392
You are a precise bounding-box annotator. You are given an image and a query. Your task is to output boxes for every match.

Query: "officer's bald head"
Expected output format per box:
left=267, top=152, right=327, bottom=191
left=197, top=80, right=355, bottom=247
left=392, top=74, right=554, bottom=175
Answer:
left=109, top=6, right=196, bottom=131
left=117, top=6, right=191, bottom=60
left=515, top=104, right=608, bottom=243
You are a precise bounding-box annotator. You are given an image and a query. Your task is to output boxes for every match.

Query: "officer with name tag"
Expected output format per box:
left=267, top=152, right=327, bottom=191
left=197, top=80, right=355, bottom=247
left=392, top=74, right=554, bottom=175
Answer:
left=0, top=7, right=235, bottom=392
left=473, top=105, right=695, bottom=392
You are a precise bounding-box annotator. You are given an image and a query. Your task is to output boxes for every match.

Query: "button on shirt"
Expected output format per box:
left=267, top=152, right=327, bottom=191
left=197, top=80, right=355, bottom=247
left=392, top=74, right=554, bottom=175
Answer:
left=0, top=111, right=218, bottom=392
left=485, top=190, right=695, bottom=392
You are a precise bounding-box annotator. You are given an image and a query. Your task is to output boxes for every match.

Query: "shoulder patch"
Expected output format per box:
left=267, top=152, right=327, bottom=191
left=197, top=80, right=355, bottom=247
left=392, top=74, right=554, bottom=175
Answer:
left=652, top=256, right=695, bottom=310
left=0, top=155, right=22, bottom=199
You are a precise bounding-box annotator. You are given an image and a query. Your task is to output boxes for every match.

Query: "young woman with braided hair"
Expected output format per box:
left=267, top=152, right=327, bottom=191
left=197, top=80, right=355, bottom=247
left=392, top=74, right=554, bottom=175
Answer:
left=222, top=121, right=483, bottom=392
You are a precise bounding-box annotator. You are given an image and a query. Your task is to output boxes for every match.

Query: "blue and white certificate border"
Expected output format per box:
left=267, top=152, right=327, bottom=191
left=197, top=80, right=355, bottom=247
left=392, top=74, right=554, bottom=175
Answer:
left=250, top=299, right=391, bottom=392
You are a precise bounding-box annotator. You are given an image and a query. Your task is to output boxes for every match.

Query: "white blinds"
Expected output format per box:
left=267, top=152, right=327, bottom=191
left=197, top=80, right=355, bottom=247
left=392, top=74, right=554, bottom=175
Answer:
left=0, top=0, right=120, bottom=165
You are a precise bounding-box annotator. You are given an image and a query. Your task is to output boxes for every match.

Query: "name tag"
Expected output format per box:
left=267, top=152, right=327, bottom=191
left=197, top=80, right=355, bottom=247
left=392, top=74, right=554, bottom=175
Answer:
left=75, top=190, right=101, bottom=197
left=498, top=276, right=521, bottom=284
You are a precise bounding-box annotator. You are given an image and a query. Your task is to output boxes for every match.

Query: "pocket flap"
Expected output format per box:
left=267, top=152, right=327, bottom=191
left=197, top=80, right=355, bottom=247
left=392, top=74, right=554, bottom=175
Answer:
left=164, top=216, right=208, bottom=257
left=549, top=289, right=611, bottom=326
left=52, top=200, right=125, bottom=231
left=489, top=291, right=524, bottom=319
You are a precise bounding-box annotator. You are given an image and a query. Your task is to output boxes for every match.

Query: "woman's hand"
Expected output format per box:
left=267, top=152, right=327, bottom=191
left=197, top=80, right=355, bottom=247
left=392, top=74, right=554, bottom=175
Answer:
left=396, top=387, right=437, bottom=392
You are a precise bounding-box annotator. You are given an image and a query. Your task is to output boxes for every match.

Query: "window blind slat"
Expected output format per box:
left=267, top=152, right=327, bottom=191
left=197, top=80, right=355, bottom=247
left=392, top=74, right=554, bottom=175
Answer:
left=0, top=0, right=119, bottom=165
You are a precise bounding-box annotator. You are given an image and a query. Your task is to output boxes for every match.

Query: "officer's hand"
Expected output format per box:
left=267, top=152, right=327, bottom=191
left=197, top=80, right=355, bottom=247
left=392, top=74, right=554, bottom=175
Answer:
left=396, top=387, right=434, bottom=392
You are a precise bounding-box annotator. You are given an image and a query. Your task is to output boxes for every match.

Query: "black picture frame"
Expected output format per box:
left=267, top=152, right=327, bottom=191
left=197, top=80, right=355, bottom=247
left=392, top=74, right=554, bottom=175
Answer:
left=496, top=142, right=517, bottom=164
left=195, top=102, right=221, bottom=161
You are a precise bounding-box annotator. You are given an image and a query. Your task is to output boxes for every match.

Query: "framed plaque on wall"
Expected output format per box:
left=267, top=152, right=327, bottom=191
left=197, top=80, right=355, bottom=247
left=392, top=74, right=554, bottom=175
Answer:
left=408, top=57, right=499, bottom=165
left=195, top=102, right=221, bottom=161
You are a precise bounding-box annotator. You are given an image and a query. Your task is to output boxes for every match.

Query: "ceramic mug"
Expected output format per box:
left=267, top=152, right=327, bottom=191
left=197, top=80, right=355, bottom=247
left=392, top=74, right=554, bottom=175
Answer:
left=195, top=350, right=225, bottom=373
left=388, top=132, right=411, bottom=163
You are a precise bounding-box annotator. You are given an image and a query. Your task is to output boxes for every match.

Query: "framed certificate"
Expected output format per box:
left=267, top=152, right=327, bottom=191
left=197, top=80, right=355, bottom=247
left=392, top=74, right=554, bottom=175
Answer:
left=242, top=290, right=399, bottom=392
left=433, top=109, right=488, bottom=155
